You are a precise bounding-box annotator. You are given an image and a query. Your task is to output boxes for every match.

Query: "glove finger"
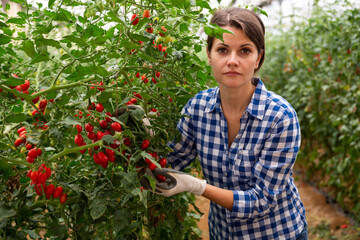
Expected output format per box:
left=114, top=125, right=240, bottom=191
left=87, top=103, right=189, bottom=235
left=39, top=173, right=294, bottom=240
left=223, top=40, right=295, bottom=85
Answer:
left=142, top=118, right=154, bottom=137
left=112, top=107, right=127, bottom=117
left=140, top=169, right=163, bottom=193
left=153, top=168, right=177, bottom=190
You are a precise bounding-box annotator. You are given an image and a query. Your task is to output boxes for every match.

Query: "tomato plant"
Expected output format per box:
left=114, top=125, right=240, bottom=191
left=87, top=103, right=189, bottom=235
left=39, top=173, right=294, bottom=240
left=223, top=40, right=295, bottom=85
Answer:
left=260, top=3, right=360, bottom=223
left=0, top=0, right=221, bottom=238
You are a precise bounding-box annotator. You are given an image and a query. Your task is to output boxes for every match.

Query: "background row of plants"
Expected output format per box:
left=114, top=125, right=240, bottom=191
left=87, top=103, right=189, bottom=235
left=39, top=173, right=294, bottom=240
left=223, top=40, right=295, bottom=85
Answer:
left=260, top=3, right=360, bottom=223
left=0, top=0, right=223, bottom=239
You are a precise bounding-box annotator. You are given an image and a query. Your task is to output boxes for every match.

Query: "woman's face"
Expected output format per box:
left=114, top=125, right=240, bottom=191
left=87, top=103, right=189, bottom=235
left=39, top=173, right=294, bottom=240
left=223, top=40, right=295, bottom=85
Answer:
left=207, top=26, right=262, bottom=89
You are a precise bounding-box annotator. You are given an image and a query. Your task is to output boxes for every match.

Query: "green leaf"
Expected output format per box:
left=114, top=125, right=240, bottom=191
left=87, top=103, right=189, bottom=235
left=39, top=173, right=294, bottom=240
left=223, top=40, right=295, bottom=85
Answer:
left=56, top=94, right=71, bottom=106
left=48, top=221, right=67, bottom=239
left=10, top=104, right=24, bottom=113
left=6, top=18, right=26, bottom=25
left=102, top=135, right=114, bottom=144
left=35, top=38, right=61, bottom=49
left=62, top=35, right=87, bottom=46
left=5, top=114, right=27, bottom=123
left=0, top=20, right=8, bottom=28
left=4, top=76, right=24, bottom=86
left=90, top=198, right=107, bottom=220
left=120, top=172, right=137, bottom=190
left=48, top=0, right=55, bottom=8
left=0, top=142, right=8, bottom=149
left=95, top=65, right=108, bottom=77
left=105, top=27, right=115, bottom=39
left=0, top=34, right=11, bottom=45
left=65, top=65, right=86, bottom=81
left=17, top=12, right=26, bottom=19
left=46, top=91, right=57, bottom=100
left=22, top=40, right=37, bottom=58
left=113, top=209, right=131, bottom=232
left=195, top=0, right=211, bottom=9
left=93, top=36, right=107, bottom=45
left=0, top=206, right=16, bottom=221
left=179, top=23, right=189, bottom=32
left=9, top=0, right=24, bottom=3
left=171, top=0, right=183, bottom=8
left=23, top=230, right=40, bottom=239
left=59, top=116, right=81, bottom=126
left=194, top=44, right=202, bottom=53
left=105, top=11, right=126, bottom=24
left=131, top=33, right=150, bottom=43
left=30, top=54, right=49, bottom=64
left=130, top=108, right=144, bottom=121
left=204, top=24, right=233, bottom=42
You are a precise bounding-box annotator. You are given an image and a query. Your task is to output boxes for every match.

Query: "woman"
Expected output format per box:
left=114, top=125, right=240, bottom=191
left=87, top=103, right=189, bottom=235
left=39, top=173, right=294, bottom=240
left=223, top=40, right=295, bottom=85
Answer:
left=150, top=7, right=307, bottom=240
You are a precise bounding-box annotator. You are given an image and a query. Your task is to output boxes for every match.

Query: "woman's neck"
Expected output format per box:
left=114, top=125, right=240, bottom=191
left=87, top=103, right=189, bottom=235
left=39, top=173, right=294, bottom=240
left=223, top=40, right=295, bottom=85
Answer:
left=219, top=81, right=255, bottom=115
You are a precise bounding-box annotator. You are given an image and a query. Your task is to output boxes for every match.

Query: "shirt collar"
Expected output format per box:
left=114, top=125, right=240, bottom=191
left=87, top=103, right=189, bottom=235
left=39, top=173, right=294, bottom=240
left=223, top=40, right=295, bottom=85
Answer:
left=246, top=79, right=267, bottom=120
left=204, top=87, right=221, bottom=113
left=204, top=79, right=267, bottom=120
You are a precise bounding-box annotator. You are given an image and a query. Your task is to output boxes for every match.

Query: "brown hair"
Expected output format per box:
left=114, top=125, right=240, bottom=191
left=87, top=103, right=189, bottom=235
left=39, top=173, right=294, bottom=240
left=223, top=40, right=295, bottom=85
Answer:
left=207, top=7, right=265, bottom=73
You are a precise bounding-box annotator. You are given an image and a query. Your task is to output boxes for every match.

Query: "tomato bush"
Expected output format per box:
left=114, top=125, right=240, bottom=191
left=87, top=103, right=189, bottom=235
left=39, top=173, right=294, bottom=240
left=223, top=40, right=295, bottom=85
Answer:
left=0, top=0, right=225, bottom=238
left=260, top=3, right=360, bottom=222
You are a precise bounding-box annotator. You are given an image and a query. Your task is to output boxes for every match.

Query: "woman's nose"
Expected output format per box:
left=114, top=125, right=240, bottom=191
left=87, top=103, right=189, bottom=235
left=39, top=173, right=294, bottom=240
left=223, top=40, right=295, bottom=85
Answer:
left=227, top=53, right=239, bottom=67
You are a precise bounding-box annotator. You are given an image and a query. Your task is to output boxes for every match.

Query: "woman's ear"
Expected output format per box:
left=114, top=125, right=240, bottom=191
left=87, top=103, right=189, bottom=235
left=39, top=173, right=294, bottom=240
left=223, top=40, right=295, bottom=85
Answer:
left=255, top=49, right=264, bottom=69
left=207, top=49, right=212, bottom=65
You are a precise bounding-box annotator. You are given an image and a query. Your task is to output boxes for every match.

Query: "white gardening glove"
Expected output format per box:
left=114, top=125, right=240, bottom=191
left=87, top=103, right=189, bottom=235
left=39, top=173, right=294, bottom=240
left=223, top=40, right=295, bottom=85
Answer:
left=142, top=168, right=207, bottom=197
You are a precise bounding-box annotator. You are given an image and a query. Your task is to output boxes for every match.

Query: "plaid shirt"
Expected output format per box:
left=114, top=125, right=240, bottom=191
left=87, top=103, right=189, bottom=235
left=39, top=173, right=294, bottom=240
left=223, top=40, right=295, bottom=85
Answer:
left=167, top=79, right=307, bottom=239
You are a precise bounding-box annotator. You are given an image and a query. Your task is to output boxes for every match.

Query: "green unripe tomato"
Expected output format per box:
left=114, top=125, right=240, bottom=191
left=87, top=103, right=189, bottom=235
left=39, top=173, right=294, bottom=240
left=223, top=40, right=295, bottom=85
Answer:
left=156, top=37, right=163, bottom=44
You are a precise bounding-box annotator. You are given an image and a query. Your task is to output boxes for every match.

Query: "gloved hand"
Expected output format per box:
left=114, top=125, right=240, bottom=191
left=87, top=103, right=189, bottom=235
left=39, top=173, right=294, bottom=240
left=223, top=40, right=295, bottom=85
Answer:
left=112, top=105, right=154, bottom=136
left=140, top=168, right=207, bottom=197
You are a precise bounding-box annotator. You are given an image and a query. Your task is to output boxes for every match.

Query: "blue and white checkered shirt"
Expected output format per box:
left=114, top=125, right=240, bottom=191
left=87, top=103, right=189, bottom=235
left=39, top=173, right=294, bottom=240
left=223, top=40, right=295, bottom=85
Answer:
left=167, top=79, right=307, bottom=239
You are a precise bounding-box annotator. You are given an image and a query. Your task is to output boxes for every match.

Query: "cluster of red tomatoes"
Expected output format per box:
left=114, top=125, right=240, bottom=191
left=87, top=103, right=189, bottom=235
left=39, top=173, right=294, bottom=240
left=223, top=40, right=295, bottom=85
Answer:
left=14, top=126, right=43, bottom=164
left=27, top=164, right=67, bottom=204
left=73, top=101, right=122, bottom=169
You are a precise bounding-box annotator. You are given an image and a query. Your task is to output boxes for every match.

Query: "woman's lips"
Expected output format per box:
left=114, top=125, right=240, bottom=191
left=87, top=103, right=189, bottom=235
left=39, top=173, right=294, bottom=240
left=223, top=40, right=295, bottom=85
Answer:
left=224, top=71, right=241, bottom=76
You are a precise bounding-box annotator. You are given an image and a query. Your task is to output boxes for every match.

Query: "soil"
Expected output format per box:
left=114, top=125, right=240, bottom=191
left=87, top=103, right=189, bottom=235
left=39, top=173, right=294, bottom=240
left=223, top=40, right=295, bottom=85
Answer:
left=194, top=172, right=352, bottom=240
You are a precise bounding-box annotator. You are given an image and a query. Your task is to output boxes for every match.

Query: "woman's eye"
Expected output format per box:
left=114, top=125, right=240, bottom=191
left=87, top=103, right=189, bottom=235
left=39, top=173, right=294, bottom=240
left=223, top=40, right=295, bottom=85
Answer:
left=241, top=48, right=251, bottom=54
left=217, top=48, right=227, bottom=53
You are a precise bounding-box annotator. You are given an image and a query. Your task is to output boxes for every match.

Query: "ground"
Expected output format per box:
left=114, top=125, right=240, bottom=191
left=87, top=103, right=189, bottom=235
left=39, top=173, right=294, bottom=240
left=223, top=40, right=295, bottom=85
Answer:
left=194, top=172, right=357, bottom=240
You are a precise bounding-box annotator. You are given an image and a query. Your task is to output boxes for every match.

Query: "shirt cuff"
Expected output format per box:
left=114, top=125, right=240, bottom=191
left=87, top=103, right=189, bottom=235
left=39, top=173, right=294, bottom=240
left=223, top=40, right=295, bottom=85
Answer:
left=231, top=190, right=254, bottom=219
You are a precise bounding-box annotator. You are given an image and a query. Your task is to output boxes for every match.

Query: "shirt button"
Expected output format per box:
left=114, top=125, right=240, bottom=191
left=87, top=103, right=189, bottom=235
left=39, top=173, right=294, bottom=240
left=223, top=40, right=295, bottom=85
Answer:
left=225, top=151, right=229, bottom=155
left=224, top=172, right=228, bottom=177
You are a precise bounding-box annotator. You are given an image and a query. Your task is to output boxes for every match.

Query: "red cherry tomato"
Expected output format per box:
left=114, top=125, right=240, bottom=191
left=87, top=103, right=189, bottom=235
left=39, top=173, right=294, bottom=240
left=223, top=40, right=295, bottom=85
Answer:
left=74, top=134, right=84, bottom=146
left=159, top=158, right=167, bottom=168
left=96, top=103, right=104, bottom=112
left=141, top=139, right=150, bottom=150
left=53, top=186, right=63, bottom=198
left=76, top=124, right=82, bottom=133
left=111, top=122, right=121, bottom=132
left=28, top=148, right=38, bottom=158
left=99, top=120, right=108, bottom=129
left=60, top=193, right=67, bottom=204
left=85, top=123, right=94, bottom=132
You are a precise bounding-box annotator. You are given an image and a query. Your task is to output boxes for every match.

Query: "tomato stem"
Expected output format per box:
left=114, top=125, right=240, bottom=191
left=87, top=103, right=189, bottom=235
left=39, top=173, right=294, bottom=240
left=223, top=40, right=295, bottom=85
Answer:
left=48, top=140, right=103, bottom=162
left=0, top=154, right=31, bottom=167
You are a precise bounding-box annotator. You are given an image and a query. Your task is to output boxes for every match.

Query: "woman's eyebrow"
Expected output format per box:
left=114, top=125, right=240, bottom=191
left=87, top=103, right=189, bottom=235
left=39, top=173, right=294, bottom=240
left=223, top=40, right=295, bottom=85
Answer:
left=215, top=43, right=254, bottom=48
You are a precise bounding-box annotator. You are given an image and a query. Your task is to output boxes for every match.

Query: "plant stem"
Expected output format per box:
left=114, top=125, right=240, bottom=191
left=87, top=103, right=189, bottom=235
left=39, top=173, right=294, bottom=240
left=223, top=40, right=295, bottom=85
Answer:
left=0, top=84, right=33, bottom=101
left=0, top=154, right=31, bottom=167
left=47, top=140, right=103, bottom=162
left=120, top=70, right=133, bottom=87
left=35, top=62, right=43, bottom=91
left=52, top=58, right=77, bottom=87
left=32, top=76, right=97, bottom=98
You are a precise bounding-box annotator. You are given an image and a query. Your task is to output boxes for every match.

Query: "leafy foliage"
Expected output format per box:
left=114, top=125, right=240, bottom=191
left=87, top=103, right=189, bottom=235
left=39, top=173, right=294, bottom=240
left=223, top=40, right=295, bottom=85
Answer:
left=0, top=0, right=226, bottom=239
left=261, top=4, right=360, bottom=223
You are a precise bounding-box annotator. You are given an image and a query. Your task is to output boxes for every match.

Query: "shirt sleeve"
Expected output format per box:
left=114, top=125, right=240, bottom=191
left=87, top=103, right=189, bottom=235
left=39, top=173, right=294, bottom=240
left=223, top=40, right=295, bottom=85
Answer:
left=231, top=110, right=301, bottom=220
left=167, top=99, right=198, bottom=171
